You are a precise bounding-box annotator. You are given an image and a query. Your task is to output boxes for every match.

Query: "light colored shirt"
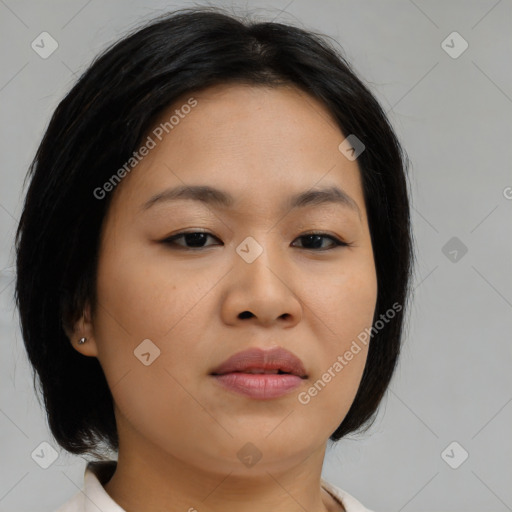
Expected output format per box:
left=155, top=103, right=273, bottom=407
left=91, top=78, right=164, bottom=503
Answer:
left=55, top=461, right=374, bottom=512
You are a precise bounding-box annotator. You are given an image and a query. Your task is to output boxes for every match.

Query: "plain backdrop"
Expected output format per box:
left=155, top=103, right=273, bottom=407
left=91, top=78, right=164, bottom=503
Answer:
left=1, top=1, right=511, bottom=511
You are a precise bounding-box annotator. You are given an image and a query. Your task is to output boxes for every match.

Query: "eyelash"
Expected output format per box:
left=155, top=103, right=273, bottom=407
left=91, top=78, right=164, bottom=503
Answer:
left=161, top=231, right=350, bottom=251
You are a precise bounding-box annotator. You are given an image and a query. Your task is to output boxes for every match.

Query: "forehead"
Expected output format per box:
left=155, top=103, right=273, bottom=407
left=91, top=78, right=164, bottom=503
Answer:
left=110, top=83, right=366, bottom=221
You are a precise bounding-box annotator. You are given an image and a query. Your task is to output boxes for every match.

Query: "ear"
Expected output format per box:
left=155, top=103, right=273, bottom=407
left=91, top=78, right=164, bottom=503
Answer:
left=64, top=302, right=99, bottom=358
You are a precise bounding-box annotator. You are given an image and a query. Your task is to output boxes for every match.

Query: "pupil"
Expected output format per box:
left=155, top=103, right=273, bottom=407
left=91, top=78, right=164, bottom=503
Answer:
left=305, top=235, right=322, bottom=249
left=186, top=233, right=207, bottom=247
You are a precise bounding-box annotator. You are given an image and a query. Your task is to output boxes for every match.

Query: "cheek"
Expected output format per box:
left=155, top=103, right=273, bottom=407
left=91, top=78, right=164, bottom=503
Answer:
left=305, top=248, right=378, bottom=344
left=94, top=233, right=210, bottom=351
left=109, top=364, right=197, bottom=425
left=297, top=318, right=371, bottom=438
left=105, top=361, right=226, bottom=466
left=298, top=254, right=377, bottom=429
left=307, top=329, right=372, bottom=423
left=92, top=237, right=219, bottom=429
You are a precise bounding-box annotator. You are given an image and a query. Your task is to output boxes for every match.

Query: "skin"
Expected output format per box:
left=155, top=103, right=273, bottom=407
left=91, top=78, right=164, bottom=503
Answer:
left=70, top=83, right=378, bottom=512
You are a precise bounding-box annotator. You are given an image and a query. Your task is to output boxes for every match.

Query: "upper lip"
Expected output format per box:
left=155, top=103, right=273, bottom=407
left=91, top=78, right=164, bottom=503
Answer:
left=210, top=346, right=307, bottom=378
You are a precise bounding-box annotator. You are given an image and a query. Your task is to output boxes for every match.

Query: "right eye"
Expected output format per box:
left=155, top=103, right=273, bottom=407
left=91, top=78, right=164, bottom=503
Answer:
left=160, top=231, right=221, bottom=250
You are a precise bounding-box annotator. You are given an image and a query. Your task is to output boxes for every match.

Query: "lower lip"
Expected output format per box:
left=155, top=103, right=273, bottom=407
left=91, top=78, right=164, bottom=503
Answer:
left=211, top=373, right=304, bottom=399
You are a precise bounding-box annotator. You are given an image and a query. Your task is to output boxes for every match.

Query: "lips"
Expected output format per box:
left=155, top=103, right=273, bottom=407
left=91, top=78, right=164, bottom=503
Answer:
left=210, top=346, right=307, bottom=400
left=210, top=346, right=307, bottom=378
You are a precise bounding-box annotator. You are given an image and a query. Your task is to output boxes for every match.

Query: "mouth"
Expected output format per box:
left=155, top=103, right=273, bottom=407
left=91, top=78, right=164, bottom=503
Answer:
left=212, top=368, right=297, bottom=375
left=211, top=367, right=306, bottom=377
left=210, top=346, right=308, bottom=400
left=210, top=372, right=306, bottom=400
left=210, top=346, right=308, bottom=378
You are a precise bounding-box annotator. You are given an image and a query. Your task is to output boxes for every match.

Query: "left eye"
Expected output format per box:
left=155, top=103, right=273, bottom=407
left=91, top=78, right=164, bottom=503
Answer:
left=161, top=231, right=348, bottom=251
left=292, top=233, right=348, bottom=250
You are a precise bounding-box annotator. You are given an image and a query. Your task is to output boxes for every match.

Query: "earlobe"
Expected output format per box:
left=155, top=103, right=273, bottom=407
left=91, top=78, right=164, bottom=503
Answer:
left=73, top=334, right=99, bottom=357
left=66, top=304, right=99, bottom=357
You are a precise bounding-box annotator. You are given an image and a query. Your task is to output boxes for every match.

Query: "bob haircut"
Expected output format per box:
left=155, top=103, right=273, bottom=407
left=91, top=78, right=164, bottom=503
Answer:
left=15, top=6, right=414, bottom=457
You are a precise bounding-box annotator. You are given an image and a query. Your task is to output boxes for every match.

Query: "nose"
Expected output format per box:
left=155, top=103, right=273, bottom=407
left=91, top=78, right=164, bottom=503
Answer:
left=220, top=242, right=302, bottom=327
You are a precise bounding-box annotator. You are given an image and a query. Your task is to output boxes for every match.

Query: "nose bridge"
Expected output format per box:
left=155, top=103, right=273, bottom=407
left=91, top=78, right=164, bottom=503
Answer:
left=235, top=231, right=284, bottom=288
left=234, top=232, right=294, bottom=303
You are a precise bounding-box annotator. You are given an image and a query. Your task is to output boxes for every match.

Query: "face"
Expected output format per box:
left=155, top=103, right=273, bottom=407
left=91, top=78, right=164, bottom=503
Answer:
left=74, top=83, right=378, bottom=475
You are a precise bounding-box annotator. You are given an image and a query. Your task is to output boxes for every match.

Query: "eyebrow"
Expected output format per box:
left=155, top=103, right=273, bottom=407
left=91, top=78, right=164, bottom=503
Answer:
left=140, top=184, right=361, bottom=219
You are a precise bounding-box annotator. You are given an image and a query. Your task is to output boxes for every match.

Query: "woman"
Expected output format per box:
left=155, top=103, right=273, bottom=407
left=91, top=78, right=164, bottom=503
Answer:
left=15, top=6, right=414, bottom=512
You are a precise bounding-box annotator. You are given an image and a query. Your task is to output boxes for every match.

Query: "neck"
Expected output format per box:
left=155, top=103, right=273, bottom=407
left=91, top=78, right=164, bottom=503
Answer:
left=103, top=432, right=343, bottom=512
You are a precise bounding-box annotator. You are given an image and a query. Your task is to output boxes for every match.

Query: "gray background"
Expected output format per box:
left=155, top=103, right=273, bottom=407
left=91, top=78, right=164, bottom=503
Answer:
left=1, top=0, right=511, bottom=511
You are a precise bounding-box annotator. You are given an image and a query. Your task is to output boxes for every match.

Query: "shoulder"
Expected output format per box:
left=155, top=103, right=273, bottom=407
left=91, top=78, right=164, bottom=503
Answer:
left=321, top=477, right=375, bottom=512
left=53, top=489, right=84, bottom=512
left=53, top=460, right=122, bottom=512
